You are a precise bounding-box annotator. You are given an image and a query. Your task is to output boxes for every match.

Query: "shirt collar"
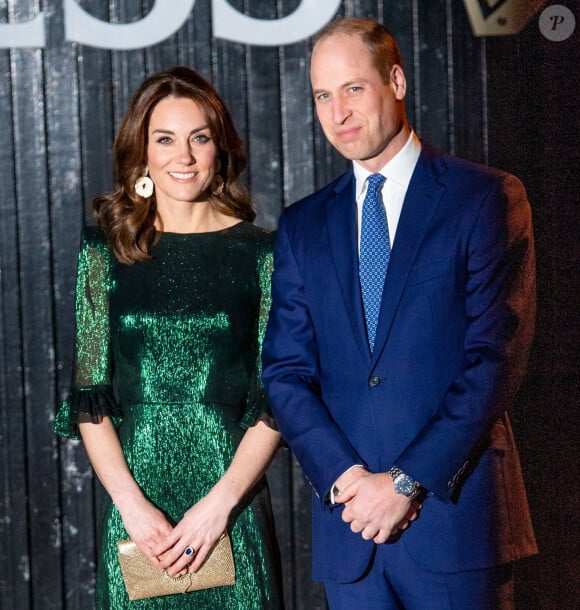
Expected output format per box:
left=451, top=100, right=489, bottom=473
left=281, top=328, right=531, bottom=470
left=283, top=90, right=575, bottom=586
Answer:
left=353, top=130, right=422, bottom=199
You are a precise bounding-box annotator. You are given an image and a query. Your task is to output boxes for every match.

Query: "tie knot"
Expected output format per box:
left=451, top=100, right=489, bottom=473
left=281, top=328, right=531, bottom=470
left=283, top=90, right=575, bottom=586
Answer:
left=367, top=173, right=386, bottom=195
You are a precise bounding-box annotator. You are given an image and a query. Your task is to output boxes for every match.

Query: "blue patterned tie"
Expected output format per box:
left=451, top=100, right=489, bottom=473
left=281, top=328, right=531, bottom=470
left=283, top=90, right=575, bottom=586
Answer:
left=359, top=173, right=390, bottom=352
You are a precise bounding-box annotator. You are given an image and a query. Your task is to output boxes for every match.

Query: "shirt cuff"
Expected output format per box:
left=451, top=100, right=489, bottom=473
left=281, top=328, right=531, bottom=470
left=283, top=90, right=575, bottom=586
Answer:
left=329, top=464, right=365, bottom=504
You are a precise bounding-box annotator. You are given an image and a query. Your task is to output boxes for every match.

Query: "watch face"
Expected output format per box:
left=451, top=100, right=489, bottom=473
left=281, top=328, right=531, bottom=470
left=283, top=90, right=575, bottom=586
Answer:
left=395, top=474, right=416, bottom=496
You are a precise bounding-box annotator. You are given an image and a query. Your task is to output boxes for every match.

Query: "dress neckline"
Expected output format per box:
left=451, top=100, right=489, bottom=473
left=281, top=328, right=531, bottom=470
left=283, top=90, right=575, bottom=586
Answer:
left=157, top=220, right=246, bottom=237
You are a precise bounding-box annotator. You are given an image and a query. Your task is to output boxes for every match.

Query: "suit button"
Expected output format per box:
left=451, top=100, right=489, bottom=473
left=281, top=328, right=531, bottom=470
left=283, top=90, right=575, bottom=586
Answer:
left=368, top=376, right=381, bottom=387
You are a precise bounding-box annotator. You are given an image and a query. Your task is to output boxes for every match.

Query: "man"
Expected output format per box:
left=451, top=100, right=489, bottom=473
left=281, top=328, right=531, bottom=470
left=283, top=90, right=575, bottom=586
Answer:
left=262, top=18, right=538, bottom=609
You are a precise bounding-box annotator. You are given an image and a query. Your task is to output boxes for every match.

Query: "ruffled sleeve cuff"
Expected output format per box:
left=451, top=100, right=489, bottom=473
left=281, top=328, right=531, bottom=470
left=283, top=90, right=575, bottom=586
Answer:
left=54, top=385, right=123, bottom=440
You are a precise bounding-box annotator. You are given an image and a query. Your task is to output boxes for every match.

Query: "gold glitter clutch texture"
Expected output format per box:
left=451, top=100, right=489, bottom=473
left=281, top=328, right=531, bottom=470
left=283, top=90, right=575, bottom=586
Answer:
left=117, top=532, right=235, bottom=601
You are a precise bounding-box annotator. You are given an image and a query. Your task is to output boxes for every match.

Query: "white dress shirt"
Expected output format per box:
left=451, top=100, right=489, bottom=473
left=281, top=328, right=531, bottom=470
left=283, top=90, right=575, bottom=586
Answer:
left=353, top=130, right=422, bottom=251
left=329, top=131, right=422, bottom=502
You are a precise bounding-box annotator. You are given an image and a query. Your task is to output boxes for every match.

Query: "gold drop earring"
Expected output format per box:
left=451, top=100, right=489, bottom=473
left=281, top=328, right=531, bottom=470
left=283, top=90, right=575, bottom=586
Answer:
left=211, top=174, right=224, bottom=196
left=135, top=167, right=154, bottom=198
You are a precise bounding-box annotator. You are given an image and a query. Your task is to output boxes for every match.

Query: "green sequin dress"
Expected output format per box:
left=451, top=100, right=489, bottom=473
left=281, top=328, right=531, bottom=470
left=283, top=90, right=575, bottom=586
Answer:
left=55, top=222, right=284, bottom=609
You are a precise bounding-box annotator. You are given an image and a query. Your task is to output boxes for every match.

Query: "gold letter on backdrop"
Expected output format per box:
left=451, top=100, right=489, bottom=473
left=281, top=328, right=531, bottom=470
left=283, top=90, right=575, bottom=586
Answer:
left=464, top=0, right=548, bottom=36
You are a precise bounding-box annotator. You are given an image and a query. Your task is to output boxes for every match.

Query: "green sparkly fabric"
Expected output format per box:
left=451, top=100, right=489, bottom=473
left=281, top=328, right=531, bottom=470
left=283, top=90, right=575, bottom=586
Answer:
left=55, top=223, right=283, bottom=609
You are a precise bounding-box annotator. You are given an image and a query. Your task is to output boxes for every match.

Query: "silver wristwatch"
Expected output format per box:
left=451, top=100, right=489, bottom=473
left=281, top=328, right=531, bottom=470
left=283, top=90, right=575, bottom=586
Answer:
left=388, top=466, right=421, bottom=500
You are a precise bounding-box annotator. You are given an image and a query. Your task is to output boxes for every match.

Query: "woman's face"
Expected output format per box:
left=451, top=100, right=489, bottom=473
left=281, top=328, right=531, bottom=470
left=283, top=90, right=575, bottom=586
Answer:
left=146, top=95, right=219, bottom=214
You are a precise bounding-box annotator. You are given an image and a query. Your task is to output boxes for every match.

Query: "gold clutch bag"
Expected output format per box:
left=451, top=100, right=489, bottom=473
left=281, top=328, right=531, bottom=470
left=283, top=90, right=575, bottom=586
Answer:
left=117, top=532, right=235, bottom=601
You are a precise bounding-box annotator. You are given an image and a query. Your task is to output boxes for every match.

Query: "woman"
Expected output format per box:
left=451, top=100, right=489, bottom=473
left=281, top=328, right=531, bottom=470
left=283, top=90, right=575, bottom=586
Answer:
left=55, top=66, right=283, bottom=609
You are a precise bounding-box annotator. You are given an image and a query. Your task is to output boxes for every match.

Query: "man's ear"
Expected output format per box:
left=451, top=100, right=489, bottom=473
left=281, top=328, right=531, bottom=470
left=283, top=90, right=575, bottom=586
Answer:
left=390, top=65, right=407, bottom=101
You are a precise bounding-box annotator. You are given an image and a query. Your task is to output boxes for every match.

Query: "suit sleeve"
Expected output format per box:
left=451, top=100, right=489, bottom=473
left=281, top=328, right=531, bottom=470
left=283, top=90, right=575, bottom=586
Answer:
left=395, top=173, right=536, bottom=498
left=262, top=213, right=365, bottom=504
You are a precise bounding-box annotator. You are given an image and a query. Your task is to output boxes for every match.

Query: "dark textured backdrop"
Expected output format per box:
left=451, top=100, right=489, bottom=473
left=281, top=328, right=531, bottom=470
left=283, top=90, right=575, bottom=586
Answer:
left=0, top=1, right=578, bottom=609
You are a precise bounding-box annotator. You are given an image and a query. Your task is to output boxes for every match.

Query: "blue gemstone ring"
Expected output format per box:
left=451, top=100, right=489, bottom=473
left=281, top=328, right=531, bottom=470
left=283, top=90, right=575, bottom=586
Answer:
left=184, top=546, right=196, bottom=557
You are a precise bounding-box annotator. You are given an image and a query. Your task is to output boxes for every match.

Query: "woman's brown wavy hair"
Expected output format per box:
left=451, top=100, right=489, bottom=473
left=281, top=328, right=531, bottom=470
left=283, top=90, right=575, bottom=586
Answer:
left=93, top=66, right=254, bottom=263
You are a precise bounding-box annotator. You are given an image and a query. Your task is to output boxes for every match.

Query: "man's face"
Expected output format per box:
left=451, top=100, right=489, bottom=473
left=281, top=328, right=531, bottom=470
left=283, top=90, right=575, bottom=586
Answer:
left=311, top=34, right=408, bottom=172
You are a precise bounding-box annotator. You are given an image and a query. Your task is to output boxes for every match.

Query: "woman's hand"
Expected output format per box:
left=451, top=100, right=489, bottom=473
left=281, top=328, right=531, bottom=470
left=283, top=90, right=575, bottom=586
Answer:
left=154, top=489, right=233, bottom=577
left=151, top=420, right=279, bottom=577
left=78, top=418, right=175, bottom=571
left=117, top=493, right=175, bottom=570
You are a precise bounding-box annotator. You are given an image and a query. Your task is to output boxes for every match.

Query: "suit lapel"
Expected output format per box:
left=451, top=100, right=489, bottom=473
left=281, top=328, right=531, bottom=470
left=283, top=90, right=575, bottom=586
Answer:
left=326, top=172, right=371, bottom=363
left=371, top=146, right=447, bottom=366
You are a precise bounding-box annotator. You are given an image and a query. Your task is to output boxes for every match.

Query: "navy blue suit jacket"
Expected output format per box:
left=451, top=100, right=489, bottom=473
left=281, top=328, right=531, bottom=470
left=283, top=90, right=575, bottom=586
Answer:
left=262, top=143, right=537, bottom=582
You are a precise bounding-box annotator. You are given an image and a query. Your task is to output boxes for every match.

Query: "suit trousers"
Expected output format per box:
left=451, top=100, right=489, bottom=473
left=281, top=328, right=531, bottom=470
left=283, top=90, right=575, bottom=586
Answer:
left=324, top=537, right=514, bottom=610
